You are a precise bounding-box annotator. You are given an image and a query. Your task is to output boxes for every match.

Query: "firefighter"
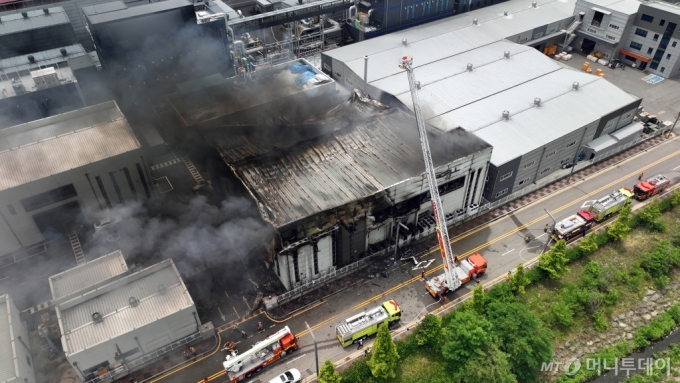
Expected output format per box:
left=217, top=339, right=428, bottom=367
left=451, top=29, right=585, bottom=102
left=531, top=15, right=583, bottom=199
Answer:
left=190, top=346, right=197, bottom=356
left=639, top=172, right=644, bottom=181
left=357, top=338, right=364, bottom=350
left=257, top=322, right=264, bottom=333
left=544, top=223, right=549, bottom=233
left=421, top=269, right=425, bottom=280
left=442, top=296, right=447, bottom=306
left=183, top=350, right=189, bottom=359
left=203, top=378, right=209, bottom=383
left=241, top=330, right=247, bottom=339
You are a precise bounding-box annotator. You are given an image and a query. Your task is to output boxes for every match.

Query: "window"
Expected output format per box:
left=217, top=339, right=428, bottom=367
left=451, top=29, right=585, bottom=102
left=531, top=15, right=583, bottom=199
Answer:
left=500, top=172, right=513, bottom=181
left=660, top=19, right=666, bottom=26
left=566, top=141, right=577, bottom=148
left=641, top=14, right=654, bottom=23
left=20, top=185, right=77, bottom=212
left=123, top=167, right=138, bottom=201
left=648, top=47, right=654, bottom=54
left=540, top=167, right=552, bottom=175
left=635, top=28, right=648, bottom=37
left=606, top=34, right=616, bottom=41
left=587, top=27, right=597, bottom=34
left=673, top=41, right=677, bottom=48
left=545, top=150, right=557, bottom=159
left=7, top=205, right=16, bottom=215
left=661, top=67, right=665, bottom=73
left=495, top=188, right=508, bottom=198
left=609, top=23, right=619, bottom=30
left=561, top=157, right=572, bottom=164
left=95, top=176, right=112, bottom=209
left=523, top=161, right=535, bottom=169
left=653, top=34, right=659, bottom=42
left=629, top=41, right=643, bottom=51
left=518, top=177, right=531, bottom=186
left=592, top=11, right=604, bottom=27
left=136, top=163, right=151, bottom=199
left=109, top=172, right=124, bottom=204
left=293, top=253, right=299, bottom=283
left=667, top=54, right=671, bottom=60
left=26, top=356, right=31, bottom=367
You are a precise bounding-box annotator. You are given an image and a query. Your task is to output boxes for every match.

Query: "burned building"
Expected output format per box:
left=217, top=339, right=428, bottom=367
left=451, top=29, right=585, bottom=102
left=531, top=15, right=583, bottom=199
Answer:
left=0, top=7, right=77, bottom=59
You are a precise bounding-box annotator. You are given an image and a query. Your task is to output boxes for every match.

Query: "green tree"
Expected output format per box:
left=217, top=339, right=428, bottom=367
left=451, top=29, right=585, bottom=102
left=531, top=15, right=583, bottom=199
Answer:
left=415, top=314, right=443, bottom=350
left=539, top=240, right=569, bottom=279
left=579, top=233, right=598, bottom=255
left=608, top=204, right=632, bottom=241
left=318, top=360, right=342, bottom=383
left=442, top=310, right=494, bottom=373
left=471, top=284, right=487, bottom=315
left=452, top=345, right=518, bottom=383
left=487, top=301, right=553, bottom=382
left=671, top=189, right=680, bottom=207
left=510, top=264, right=530, bottom=295
left=368, top=323, right=399, bottom=380
left=636, top=199, right=661, bottom=227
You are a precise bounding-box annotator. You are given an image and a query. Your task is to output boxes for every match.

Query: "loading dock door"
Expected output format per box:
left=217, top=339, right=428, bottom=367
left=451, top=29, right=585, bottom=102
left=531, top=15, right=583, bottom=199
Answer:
left=32, top=201, right=82, bottom=238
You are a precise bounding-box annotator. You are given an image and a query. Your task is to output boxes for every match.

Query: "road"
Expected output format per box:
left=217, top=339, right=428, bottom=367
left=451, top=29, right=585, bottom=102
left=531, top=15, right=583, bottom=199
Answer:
left=152, top=136, right=680, bottom=383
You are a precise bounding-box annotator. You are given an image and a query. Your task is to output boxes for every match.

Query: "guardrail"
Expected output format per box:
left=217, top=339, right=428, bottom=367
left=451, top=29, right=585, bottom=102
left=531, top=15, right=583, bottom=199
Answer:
left=84, top=331, right=202, bottom=383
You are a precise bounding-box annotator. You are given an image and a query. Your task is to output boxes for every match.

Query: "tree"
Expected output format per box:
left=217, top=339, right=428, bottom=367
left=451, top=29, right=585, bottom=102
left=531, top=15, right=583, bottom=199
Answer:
left=538, top=240, right=569, bottom=279
left=487, top=301, right=553, bottom=382
left=671, top=189, right=680, bottom=208
left=510, top=264, right=530, bottom=295
left=636, top=199, right=661, bottom=227
left=471, top=284, right=487, bottom=315
left=368, top=323, right=399, bottom=380
left=415, top=314, right=443, bottom=350
left=318, top=360, right=342, bottom=383
left=452, top=345, right=518, bottom=383
left=442, top=310, right=494, bottom=373
left=608, top=204, right=632, bottom=241
left=579, top=233, right=598, bottom=255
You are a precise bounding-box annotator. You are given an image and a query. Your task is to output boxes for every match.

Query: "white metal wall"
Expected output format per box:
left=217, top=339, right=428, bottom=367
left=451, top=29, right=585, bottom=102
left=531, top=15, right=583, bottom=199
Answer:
left=316, top=235, right=333, bottom=274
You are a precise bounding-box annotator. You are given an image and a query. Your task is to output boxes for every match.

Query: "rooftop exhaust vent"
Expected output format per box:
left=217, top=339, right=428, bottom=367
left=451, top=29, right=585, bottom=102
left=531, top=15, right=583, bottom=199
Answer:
left=504, top=51, right=510, bottom=59
left=92, top=312, right=103, bottom=323
left=402, top=38, right=407, bottom=46
left=502, top=110, right=510, bottom=120
left=573, top=81, right=580, bottom=90
left=21, top=12, right=28, bottom=18
left=129, top=297, right=139, bottom=307
left=534, top=97, right=541, bottom=107
left=504, top=11, right=508, bottom=16
left=415, top=81, right=421, bottom=89
left=532, top=1, right=537, bottom=7
left=60, top=48, right=67, bottom=56
left=158, top=284, right=167, bottom=294
left=43, top=8, right=49, bottom=14
left=472, top=18, right=479, bottom=25
left=28, top=55, right=35, bottom=64
left=466, top=63, right=473, bottom=71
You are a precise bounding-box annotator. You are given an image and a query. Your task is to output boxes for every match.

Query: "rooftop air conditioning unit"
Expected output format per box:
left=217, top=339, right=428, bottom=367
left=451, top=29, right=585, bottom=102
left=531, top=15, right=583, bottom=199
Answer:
left=92, top=312, right=103, bottom=323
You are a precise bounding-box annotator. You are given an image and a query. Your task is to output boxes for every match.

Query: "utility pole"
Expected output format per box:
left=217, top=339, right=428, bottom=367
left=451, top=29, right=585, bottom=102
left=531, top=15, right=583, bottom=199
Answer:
left=305, top=321, right=319, bottom=377
left=543, top=208, right=557, bottom=254
left=670, top=111, right=680, bottom=134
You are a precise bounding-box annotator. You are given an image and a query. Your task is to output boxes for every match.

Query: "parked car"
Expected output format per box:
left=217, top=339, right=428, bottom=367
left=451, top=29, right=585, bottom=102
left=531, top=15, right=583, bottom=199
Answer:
left=94, top=216, right=122, bottom=231
left=268, top=368, right=302, bottom=383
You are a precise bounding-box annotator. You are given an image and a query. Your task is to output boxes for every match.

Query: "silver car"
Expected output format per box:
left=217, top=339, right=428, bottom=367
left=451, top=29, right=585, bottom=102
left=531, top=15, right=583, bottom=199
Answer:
left=94, top=216, right=122, bottom=231
left=268, top=368, right=302, bottom=383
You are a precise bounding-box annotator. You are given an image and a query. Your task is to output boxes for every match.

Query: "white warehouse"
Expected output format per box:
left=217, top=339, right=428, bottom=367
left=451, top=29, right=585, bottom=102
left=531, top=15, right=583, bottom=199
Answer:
left=0, top=294, right=36, bottom=383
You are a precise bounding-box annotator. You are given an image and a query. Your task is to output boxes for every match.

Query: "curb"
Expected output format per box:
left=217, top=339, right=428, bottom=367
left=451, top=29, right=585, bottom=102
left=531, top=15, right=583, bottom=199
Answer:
left=136, top=336, right=220, bottom=383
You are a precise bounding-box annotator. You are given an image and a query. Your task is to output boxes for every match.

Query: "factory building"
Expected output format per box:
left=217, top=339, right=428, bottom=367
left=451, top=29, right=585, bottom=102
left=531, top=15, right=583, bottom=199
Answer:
left=0, top=44, right=101, bottom=129
left=0, top=7, right=77, bottom=59
left=0, top=294, right=37, bottom=383
left=51, top=254, right=200, bottom=382
left=323, top=0, right=641, bottom=204
left=0, top=101, right=153, bottom=258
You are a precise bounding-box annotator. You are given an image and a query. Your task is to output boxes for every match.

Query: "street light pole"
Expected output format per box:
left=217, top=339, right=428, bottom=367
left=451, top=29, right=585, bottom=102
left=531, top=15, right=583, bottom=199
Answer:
left=670, top=111, right=680, bottom=134
left=543, top=208, right=557, bottom=254
left=305, top=321, right=319, bottom=377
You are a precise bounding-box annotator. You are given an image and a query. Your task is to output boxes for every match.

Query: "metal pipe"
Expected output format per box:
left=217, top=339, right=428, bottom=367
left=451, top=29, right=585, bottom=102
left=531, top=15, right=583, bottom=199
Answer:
left=670, top=111, right=680, bottom=134
left=363, top=55, right=368, bottom=94
left=305, top=321, right=319, bottom=377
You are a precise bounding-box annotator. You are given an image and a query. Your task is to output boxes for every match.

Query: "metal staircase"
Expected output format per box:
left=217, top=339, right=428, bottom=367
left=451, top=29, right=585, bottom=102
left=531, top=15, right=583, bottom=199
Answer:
left=562, top=19, right=582, bottom=48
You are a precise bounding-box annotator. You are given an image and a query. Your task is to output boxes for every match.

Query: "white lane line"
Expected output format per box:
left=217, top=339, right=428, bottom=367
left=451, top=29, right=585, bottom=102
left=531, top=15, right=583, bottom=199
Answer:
left=501, top=249, right=515, bottom=257
left=673, top=165, right=680, bottom=170
left=287, top=354, right=307, bottom=365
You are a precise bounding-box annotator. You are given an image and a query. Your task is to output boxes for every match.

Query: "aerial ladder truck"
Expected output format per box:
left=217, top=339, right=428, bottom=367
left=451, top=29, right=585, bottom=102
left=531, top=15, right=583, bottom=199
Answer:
left=399, top=55, right=487, bottom=298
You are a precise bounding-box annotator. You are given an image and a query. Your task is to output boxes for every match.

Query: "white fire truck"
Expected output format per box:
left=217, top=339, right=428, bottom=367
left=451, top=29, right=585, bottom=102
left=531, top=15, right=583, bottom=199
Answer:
left=222, top=326, right=299, bottom=383
left=552, top=210, right=595, bottom=241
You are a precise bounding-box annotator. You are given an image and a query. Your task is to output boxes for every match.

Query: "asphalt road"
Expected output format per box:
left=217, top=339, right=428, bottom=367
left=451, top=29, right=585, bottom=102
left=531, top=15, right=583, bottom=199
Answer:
left=147, top=135, right=680, bottom=383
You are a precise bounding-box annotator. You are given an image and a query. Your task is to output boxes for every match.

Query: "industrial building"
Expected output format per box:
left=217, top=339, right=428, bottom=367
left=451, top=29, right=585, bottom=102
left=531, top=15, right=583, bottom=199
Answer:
left=0, top=294, right=37, bottom=383
left=0, top=101, right=152, bottom=258
left=0, top=7, right=77, bottom=59
left=51, top=254, right=199, bottom=382
left=0, top=44, right=101, bottom=129
left=323, top=0, right=641, bottom=203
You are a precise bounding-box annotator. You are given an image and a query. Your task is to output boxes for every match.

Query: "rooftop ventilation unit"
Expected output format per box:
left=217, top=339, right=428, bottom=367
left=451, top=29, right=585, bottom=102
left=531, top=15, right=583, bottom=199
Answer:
left=43, top=8, right=49, bottom=14
left=27, top=55, right=35, bottom=64
left=158, top=284, right=167, bottom=294
left=466, top=63, right=473, bottom=71
left=504, top=51, right=510, bottom=59
left=92, top=312, right=103, bottom=323
left=532, top=1, right=537, bottom=7
left=415, top=81, right=421, bottom=89
left=129, top=297, right=139, bottom=307
left=60, top=48, right=67, bottom=56
left=502, top=110, right=510, bottom=120
left=402, top=38, right=408, bottom=46
left=534, top=97, right=541, bottom=107
left=21, top=12, right=28, bottom=18
left=503, top=11, right=508, bottom=16
left=573, top=82, right=579, bottom=90
left=472, top=18, right=478, bottom=25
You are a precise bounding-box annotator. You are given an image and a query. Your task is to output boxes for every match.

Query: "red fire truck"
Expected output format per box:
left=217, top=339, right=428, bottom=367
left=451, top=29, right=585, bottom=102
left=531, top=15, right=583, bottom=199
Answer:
left=425, top=253, right=487, bottom=297
left=552, top=210, right=595, bottom=241
left=634, top=174, right=670, bottom=200
left=222, top=326, right=298, bottom=382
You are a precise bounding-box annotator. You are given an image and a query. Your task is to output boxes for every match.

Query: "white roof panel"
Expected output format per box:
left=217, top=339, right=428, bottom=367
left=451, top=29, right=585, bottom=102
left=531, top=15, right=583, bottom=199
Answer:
left=611, top=121, right=643, bottom=140
left=49, top=251, right=129, bottom=301
left=584, top=0, right=640, bottom=14
left=59, top=260, right=194, bottom=356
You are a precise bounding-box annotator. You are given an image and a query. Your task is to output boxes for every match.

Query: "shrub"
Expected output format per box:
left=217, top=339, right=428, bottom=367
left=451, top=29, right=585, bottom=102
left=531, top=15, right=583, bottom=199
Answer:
left=539, top=240, right=569, bottom=279
left=592, top=311, right=609, bottom=332
left=603, top=288, right=621, bottom=306
left=671, top=189, right=680, bottom=208
left=414, top=314, right=443, bottom=351
left=550, top=300, right=574, bottom=327
left=340, top=359, right=372, bottom=383
left=510, top=264, right=530, bottom=295
left=650, top=219, right=667, bottom=232
left=578, top=233, right=598, bottom=255
left=634, top=199, right=662, bottom=228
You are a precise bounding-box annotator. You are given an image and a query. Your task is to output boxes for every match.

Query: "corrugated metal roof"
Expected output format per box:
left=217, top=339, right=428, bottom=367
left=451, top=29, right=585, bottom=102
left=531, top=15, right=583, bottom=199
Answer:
left=216, top=105, right=490, bottom=227
left=0, top=295, right=18, bottom=382
left=474, top=75, right=638, bottom=165
left=0, top=101, right=141, bottom=192
left=49, top=251, right=129, bottom=301
left=584, top=0, right=640, bottom=14
left=85, top=0, right=191, bottom=25
left=324, top=0, right=575, bottom=63
left=59, top=260, right=194, bottom=356
left=585, top=133, right=618, bottom=151
left=643, top=1, right=680, bottom=15
left=611, top=122, right=643, bottom=140
left=0, top=44, right=87, bottom=74
left=0, top=7, right=70, bottom=36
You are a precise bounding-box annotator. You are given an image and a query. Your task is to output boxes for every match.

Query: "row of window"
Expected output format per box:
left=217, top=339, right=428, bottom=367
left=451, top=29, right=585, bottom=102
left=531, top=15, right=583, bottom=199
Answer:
left=640, top=14, right=667, bottom=27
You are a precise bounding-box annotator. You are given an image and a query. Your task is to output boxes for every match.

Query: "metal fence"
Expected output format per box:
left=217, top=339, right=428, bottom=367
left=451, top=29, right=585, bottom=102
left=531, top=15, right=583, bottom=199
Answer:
left=275, top=129, right=666, bottom=306
left=84, top=331, right=203, bottom=383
